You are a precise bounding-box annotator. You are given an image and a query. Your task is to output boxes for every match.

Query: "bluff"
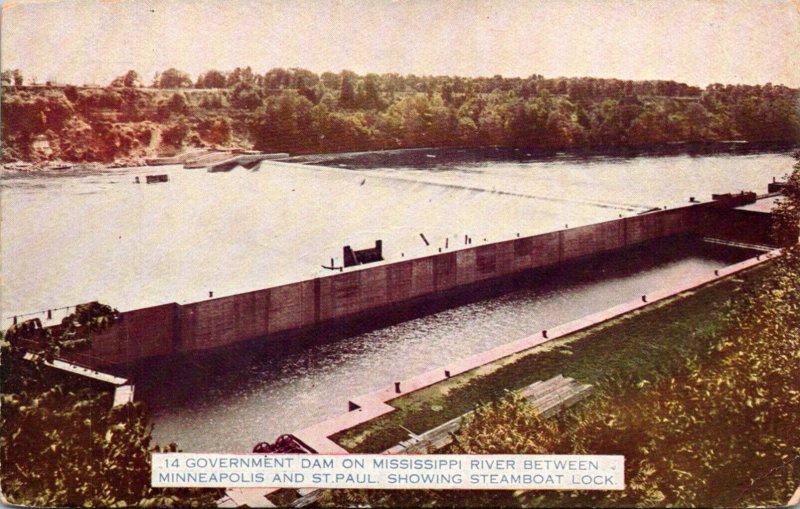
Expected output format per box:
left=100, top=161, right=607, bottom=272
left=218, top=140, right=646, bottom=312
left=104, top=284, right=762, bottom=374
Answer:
left=2, top=71, right=798, bottom=164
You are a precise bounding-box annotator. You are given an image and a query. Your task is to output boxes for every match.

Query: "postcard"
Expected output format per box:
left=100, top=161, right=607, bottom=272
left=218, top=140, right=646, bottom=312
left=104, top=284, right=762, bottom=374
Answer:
left=1, top=0, right=799, bottom=507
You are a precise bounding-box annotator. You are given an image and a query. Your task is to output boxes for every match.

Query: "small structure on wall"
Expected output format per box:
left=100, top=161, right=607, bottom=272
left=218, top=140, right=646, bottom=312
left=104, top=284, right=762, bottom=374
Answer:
left=146, top=174, right=169, bottom=183
left=343, top=240, right=383, bottom=268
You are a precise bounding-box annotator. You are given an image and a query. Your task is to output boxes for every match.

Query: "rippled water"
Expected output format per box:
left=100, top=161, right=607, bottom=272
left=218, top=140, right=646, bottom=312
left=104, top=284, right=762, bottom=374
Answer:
left=1, top=148, right=790, bottom=451
left=1, top=149, right=791, bottom=322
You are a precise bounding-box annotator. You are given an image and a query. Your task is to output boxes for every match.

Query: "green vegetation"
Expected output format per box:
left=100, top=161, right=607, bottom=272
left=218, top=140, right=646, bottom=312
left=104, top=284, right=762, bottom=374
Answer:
left=1, top=68, right=24, bottom=86
left=2, top=67, right=798, bottom=163
left=772, top=164, right=800, bottom=245
left=110, top=70, right=143, bottom=88
left=333, top=264, right=768, bottom=453
left=0, top=306, right=222, bottom=507
left=324, top=162, right=800, bottom=507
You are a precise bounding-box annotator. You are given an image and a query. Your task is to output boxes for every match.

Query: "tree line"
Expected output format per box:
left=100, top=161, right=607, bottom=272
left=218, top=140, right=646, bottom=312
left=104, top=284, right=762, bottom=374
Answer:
left=146, top=66, right=800, bottom=151
left=2, top=66, right=798, bottom=162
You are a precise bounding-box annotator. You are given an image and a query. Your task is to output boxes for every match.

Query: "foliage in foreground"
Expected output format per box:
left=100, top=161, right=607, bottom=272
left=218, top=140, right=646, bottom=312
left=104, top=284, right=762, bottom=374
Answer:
left=0, top=308, right=222, bottom=507
left=322, top=164, right=800, bottom=507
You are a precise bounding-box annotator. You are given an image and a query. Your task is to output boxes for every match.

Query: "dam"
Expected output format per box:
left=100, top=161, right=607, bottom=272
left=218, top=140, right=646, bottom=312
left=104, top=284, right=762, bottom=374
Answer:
left=147, top=238, right=762, bottom=452
left=70, top=190, right=777, bottom=369
left=4, top=168, right=784, bottom=370
left=2, top=148, right=793, bottom=451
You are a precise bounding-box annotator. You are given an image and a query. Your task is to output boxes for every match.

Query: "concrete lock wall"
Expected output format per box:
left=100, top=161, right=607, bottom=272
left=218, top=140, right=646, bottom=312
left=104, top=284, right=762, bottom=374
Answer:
left=63, top=303, right=178, bottom=367
left=698, top=208, right=775, bottom=246
left=70, top=201, right=770, bottom=368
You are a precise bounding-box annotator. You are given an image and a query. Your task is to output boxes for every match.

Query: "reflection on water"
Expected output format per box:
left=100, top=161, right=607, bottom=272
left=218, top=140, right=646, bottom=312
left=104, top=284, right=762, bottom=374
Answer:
left=144, top=240, right=753, bottom=452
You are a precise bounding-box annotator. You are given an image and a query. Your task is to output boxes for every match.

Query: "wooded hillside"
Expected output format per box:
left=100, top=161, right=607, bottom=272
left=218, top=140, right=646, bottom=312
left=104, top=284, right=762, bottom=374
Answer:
left=2, top=68, right=798, bottom=163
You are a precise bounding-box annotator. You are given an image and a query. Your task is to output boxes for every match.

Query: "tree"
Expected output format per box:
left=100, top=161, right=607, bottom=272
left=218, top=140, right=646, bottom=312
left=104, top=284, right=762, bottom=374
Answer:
left=230, top=81, right=262, bottom=109
left=772, top=157, right=800, bottom=246
left=156, top=92, right=190, bottom=120
left=2, top=68, right=23, bottom=86
left=289, top=68, right=319, bottom=89
left=356, top=73, right=384, bottom=110
left=263, top=67, right=292, bottom=90
left=627, top=108, right=672, bottom=145
left=251, top=90, right=316, bottom=152
left=167, top=92, right=189, bottom=113
left=154, top=68, right=192, bottom=89
left=110, top=70, right=141, bottom=88
left=320, top=394, right=558, bottom=508
left=225, top=66, right=256, bottom=88
left=587, top=99, right=627, bottom=145
left=1, top=305, right=223, bottom=507
left=195, top=69, right=227, bottom=89
left=319, top=71, right=340, bottom=91
left=338, top=70, right=357, bottom=109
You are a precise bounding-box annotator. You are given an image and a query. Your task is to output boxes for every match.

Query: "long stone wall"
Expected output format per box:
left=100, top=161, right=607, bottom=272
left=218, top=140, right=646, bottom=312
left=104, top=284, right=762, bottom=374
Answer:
left=84, top=304, right=178, bottom=366
left=63, top=199, right=772, bottom=369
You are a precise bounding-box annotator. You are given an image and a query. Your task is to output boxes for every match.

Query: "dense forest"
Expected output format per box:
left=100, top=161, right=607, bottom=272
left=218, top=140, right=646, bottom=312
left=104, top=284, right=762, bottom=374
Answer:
left=2, top=67, right=799, bottom=163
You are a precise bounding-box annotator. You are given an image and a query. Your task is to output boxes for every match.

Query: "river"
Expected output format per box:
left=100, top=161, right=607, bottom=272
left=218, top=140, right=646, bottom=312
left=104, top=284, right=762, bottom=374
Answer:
left=0, top=148, right=793, bottom=451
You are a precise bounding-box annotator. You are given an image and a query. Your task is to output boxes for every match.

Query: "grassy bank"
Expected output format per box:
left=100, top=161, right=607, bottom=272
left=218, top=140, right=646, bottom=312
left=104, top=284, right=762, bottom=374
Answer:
left=333, top=263, right=770, bottom=453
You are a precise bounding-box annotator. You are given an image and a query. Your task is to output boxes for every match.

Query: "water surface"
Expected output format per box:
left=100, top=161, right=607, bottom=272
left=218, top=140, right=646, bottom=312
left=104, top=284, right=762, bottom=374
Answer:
left=1, top=148, right=789, bottom=451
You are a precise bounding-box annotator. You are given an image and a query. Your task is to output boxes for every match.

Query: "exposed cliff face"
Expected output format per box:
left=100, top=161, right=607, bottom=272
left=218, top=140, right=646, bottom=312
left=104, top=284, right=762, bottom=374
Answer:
left=3, top=77, right=798, bottom=165
left=1, top=86, right=250, bottom=163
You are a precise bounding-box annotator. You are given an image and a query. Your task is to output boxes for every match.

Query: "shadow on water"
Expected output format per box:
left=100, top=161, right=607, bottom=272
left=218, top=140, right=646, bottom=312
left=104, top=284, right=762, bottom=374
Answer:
left=132, top=235, right=756, bottom=410
left=287, top=142, right=796, bottom=170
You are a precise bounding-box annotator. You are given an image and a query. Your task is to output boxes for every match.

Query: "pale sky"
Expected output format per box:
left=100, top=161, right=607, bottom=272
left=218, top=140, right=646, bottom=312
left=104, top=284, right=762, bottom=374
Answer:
left=2, top=0, right=799, bottom=87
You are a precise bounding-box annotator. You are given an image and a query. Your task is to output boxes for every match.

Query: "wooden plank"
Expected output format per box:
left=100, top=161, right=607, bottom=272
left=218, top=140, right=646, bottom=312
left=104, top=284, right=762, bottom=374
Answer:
left=389, top=375, right=593, bottom=455
left=112, top=385, right=135, bottom=407
left=294, top=376, right=594, bottom=507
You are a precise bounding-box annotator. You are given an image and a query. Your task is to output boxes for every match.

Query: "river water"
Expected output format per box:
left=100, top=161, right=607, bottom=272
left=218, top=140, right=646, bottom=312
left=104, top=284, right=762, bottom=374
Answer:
left=0, top=148, right=793, bottom=451
left=144, top=240, right=752, bottom=452
left=0, top=149, right=792, bottom=322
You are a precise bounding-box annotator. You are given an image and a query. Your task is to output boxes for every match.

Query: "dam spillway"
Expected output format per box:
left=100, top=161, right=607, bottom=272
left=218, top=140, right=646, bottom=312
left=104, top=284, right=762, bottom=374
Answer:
left=15, top=188, right=780, bottom=369
left=0, top=150, right=790, bottom=370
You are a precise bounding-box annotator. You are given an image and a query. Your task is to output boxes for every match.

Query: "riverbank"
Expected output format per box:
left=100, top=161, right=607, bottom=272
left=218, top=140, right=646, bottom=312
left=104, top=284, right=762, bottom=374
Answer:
left=322, top=243, right=800, bottom=507
left=3, top=77, right=798, bottom=165
left=285, top=141, right=798, bottom=168
left=2, top=159, right=144, bottom=173
left=331, top=260, right=772, bottom=453
left=3, top=140, right=796, bottom=174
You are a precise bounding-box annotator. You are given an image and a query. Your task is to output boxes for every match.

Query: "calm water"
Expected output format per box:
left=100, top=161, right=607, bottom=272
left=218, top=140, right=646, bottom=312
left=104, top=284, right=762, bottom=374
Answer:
left=1, top=148, right=791, bottom=451
left=144, top=240, right=752, bottom=452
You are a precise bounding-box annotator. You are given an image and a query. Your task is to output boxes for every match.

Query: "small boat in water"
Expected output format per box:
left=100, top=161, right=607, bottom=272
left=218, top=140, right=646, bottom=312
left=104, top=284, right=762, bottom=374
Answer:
left=145, top=174, right=169, bottom=184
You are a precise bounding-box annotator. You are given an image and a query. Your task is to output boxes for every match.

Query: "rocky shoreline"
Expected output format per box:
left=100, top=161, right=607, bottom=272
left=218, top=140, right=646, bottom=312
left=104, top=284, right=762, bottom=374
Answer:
left=3, top=156, right=149, bottom=173
left=4, top=141, right=797, bottom=174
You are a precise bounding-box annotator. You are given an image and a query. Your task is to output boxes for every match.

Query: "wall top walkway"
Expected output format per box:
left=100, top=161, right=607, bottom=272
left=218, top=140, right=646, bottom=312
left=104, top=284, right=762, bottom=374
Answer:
left=23, top=352, right=128, bottom=385
left=290, top=248, right=782, bottom=456
left=735, top=195, right=783, bottom=214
